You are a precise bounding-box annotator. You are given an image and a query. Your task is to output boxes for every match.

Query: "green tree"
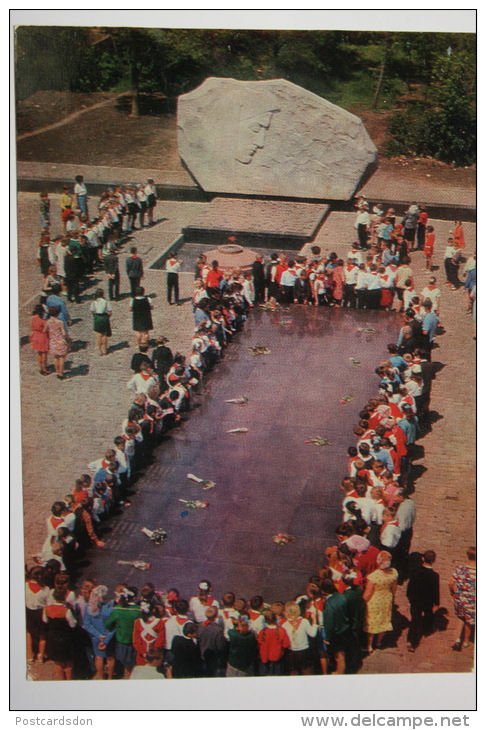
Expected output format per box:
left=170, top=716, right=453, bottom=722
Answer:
left=386, top=48, right=476, bottom=165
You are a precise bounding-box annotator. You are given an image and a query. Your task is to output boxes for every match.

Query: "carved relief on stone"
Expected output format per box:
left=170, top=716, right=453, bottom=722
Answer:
left=178, top=77, right=377, bottom=201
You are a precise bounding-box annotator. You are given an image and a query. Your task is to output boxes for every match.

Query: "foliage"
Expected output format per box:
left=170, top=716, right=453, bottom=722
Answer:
left=14, top=25, right=476, bottom=165
left=386, top=49, right=476, bottom=165
left=14, top=26, right=91, bottom=99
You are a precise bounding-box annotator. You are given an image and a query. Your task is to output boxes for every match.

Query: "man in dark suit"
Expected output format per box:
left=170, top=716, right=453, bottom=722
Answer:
left=293, top=271, right=312, bottom=304
left=126, top=246, right=144, bottom=297
left=104, top=249, right=120, bottom=300
left=406, top=550, right=440, bottom=651
left=252, top=254, right=266, bottom=303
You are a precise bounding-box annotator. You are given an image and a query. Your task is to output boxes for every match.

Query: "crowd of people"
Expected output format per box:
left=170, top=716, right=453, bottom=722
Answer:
left=25, top=183, right=476, bottom=679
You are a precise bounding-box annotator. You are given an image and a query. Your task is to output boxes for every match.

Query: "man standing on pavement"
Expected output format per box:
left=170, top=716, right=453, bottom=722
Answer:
left=126, top=247, right=144, bottom=298
left=104, top=249, right=120, bottom=301
left=166, top=253, right=182, bottom=305
left=421, top=300, right=440, bottom=357
left=394, top=489, right=417, bottom=582
left=252, top=254, right=266, bottom=303
left=406, top=550, right=440, bottom=652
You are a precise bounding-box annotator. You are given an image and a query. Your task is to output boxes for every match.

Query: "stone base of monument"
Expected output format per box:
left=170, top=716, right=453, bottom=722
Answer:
left=182, top=197, right=329, bottom=250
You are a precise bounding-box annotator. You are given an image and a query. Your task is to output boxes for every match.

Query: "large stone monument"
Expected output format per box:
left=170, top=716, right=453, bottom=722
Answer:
left=178, top=77, right=377, bottom=201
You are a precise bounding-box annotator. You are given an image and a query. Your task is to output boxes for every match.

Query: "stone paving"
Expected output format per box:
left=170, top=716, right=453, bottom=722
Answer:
left=16, top=181, right=475, bottom=681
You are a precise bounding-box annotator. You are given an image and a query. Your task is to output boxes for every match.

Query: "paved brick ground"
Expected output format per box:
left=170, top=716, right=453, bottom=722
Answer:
left=16, top=182, right=475, bottom=681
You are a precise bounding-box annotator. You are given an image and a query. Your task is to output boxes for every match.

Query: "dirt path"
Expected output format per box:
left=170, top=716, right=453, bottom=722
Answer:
left=16, top=92, right=130, bottom=142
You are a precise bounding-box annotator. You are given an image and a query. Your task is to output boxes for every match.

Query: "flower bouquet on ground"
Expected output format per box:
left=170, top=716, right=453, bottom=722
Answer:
left=259, top=300, right=281, bottom=311
left=141, top=527, right=168, bottom=544
left=225, top=396, right=249, bottom=405
left=349, top=357, right=361, bottom=366
left=304, top=437, right=332, bottom=446
left=340, top=395, right=354, bottom=404
left=248, top=345, right=271, bottom=355
left=357, top=327, right=376, bottom=333
left=273, top=533, right=296, bottom=546
left=116, top=560, right=151, bottom=571
left=187, top=473, right=216, bottom=490
left=227, top=427, right=249, bottom=434
left=179, top=499, right=209, bottom=510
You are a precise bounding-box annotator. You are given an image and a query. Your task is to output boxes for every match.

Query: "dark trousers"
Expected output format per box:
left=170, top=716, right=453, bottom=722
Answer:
left=108, top=275, right=120, bottom=301
left=357, top=224, right=368, bottom=249
left=129, top=277, right=141, bottom=297
left=407, top=602, right=434, bottom=648
left=281, top=285, right=294, bottom=303
left=416, top=224, right=426, bottom=250
left=404, top=227, right=416, bottom=245
left=267, top=281, right=279, bottom=300
left=344, top=284, right=357, bottom=308
left=254, top=281, right=265, bottom=303
left=356, top=289, right=367, bottom=309
left=367, top=289, right=381, bottom=310
left=66, top=278, right=80, bottom=303
left=167, top=272, right=179, bottom=304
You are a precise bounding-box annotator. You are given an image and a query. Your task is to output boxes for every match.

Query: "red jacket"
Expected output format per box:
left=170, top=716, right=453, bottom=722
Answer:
left=257, top=625, right=291, bottom=663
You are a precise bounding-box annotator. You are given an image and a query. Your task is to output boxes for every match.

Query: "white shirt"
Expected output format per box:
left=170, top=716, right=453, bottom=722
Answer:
left=25, top=582, right=50, bottom=611
left=164, top=615, right=190, bottom=649
left=127, top=373, right=158, bottom=395
left=281, top=617, right=317, bottom=651
left=43, top=604, right=77, bottom=628
left=90, top=298, right=112, bottom=315
left=421, top=287, right=441, bottom=310
left=166, top=258, right=181, bottom=273
left=396, top=499, right=416, bottom=530
left=356, top=270, right=368, bottom=289
left=344, top=265, right=358, bottom=285
left=347, top=249, right=363, bottom=265
left=355, top=211, right=370, bottom=227
left=74, top=183, right=87, bottom=196
left=280, top=269, right=297, bottom=287
left=380, top=522, right=401, bottom=549
left=188, top=596, right=220, bottom=623
left=366, top=272, right=382, bottom=291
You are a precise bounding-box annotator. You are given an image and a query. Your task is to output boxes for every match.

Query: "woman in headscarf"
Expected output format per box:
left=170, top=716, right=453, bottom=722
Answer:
left=82, top=585, right=116, bottom=679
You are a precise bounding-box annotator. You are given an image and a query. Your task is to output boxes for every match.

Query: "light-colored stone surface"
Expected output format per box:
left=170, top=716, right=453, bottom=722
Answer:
left=184, top=197, right=329, bottom=238
left=178, top=77, right=377, bottom=200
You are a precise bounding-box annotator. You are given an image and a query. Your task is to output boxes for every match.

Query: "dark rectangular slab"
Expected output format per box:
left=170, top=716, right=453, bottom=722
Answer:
left=86, top=306, right=399, bottom=603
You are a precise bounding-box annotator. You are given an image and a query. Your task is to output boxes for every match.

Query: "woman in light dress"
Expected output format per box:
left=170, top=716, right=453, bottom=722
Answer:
left=363, top=550, right=398, bottom=653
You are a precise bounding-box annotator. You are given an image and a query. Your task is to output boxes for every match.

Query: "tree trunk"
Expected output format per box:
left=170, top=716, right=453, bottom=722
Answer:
left=372, top=36, right=391, bottom=110
left=129, top=58, right=139, bottom=118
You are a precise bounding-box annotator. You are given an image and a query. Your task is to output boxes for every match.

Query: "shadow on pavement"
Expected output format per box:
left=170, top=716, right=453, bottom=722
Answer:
left=108, top=339, right=130, bottom=354
left=65, top=363, right=90, bottom=378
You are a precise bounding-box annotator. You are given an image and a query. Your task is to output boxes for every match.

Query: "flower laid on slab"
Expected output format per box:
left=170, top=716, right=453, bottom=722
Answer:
left=304, top=437, right=332, bottom=446
left=141, top=527, right=168, bottom=544
left=340, top=395, right=354, bottom=404
left=357, top=327, right=377, bottom=333
left=116, top=560, right=151, bottom=571
left=179, top=499, right=209, bottom=510
left=248, top=345, right=271, bottom=355
left=349, top=358, right=361, bottom=365
left=273, top=533, right=296, bottom=546
left=259, top=301, right=281, bottom=311
left=227, top=427, right=249, bottom=434
left=187, top=473, right=216, bottom=490
left=225, top=396, right=249, bottom=405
